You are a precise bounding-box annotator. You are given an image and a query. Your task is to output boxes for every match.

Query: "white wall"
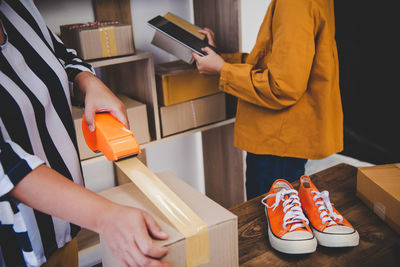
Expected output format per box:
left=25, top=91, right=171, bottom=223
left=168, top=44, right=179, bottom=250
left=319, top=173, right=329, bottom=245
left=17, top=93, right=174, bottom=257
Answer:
left=240, top=0, right=270, bottom=52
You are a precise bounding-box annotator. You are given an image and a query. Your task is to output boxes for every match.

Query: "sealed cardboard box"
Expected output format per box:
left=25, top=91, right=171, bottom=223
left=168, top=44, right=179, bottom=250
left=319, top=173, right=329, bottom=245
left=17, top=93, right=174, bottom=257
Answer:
left=72, top=95, right=150, bottom=160
left=156, top=60, right=220, bottom=106
left=150, top=13, right=205, bottom=64
left=118, top=95, right=151, bottom=145
left=160, top=93, right=226, bottom=136
left=100, top=170, right=239, bottom=267
left=60, top=22, right=135, bottom=60
left=357, top=164, right=400, bottom=234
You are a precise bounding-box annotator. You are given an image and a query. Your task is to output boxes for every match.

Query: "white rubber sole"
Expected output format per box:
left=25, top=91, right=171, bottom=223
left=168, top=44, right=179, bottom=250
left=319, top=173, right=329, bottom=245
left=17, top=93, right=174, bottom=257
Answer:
left=312, top=227, right=360, bottom=247
left=265, top=209, right=317, bottom=254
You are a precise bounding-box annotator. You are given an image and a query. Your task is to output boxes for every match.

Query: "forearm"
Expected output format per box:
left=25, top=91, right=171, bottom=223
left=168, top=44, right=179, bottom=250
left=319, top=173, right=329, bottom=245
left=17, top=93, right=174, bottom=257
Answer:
left=9, top=164, right=114, bottom=233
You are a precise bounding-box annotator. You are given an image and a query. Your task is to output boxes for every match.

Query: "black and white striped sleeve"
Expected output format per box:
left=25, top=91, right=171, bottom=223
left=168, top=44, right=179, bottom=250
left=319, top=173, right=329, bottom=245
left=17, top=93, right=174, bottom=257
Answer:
left=48, top=29, right=95, bottom=82
left=0, top=128, right=44, bottom=197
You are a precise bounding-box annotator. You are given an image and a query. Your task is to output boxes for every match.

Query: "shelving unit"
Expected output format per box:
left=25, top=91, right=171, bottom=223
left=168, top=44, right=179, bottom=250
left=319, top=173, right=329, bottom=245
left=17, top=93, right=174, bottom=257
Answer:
left=67, top=0, right=244, bottom=266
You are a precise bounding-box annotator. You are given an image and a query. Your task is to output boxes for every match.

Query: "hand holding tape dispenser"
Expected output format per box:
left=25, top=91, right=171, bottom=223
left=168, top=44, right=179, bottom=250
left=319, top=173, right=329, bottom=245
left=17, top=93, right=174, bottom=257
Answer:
left=82, top=113, right=209, bottom=267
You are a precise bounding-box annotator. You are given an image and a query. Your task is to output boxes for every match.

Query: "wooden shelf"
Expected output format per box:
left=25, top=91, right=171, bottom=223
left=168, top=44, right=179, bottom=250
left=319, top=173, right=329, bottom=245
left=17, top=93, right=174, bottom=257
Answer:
left=87, top=50, right=152, bottom=68
left=141, top=117, right=235, bottom=148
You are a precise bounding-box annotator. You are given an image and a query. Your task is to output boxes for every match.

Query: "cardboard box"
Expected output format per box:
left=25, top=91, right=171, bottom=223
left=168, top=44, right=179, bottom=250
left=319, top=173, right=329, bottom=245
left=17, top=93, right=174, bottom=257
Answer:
left=118, top=95, right=151, bottom=145
left=151, top=13, right=205, bottom=64
left=72, top=96, right=150, bottom=160
left=81, top=156, right=115, bottom=192
left=357, top=164, right=400, bottom=234
left=156, top=60, right=220, bottom=106
left=160, top=93, right=226, bottom=137
left=100, top=170, right=238, bottom=267
left=60, top=22, right=135, bottom=60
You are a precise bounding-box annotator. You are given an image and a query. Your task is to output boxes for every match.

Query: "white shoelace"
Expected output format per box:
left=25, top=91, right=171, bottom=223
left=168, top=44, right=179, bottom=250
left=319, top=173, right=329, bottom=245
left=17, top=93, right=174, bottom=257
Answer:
left=311, top=190, right=343, bottom=225
left=262, top=189, right=309, bottom=232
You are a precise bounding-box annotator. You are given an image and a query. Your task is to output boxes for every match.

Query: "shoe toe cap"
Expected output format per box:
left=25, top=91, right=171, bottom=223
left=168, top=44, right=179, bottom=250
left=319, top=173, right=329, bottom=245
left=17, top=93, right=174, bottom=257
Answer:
left=323, top=225, right=354, bottom=234
left=282, top=230, right=314, bottom=240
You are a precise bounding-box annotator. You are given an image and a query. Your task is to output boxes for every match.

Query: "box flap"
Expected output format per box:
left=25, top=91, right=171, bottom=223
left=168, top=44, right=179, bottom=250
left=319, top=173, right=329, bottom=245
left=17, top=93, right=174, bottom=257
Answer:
left=359, top=164, right=400, bottom=200
left=99, top=171, right=236, bottom=247
left=156, top=172, right=237, bottom=226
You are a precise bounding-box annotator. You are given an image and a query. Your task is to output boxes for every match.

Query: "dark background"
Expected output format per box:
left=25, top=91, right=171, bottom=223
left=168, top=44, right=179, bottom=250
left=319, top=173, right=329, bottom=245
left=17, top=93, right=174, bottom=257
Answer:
left=334, top=1, right=399, bottom=164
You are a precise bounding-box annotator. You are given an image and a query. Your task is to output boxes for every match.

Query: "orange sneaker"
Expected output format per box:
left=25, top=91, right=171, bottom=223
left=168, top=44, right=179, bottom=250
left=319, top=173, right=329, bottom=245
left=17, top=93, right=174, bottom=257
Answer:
left=298, top=175, right=359, bottom=247
left=262, top=179, right=317, bottom=254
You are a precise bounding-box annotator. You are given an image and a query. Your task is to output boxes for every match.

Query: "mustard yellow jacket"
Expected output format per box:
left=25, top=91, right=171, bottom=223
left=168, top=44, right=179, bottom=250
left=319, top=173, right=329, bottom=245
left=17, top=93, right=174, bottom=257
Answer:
left=219, top=0, right=343, bottom=159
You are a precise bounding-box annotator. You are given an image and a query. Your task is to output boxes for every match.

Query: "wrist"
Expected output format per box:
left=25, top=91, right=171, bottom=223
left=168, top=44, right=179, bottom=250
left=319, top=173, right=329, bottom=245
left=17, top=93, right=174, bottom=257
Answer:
left=94, top=201, right=121, bottom=235
left=74, top=71, right=95, bottom=94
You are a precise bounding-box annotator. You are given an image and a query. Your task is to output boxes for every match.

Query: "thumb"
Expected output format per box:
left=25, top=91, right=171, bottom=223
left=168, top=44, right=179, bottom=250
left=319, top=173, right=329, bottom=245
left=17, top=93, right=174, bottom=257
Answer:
left=192, top=52, right=202, bottom=61
left=84, top=107, right=96, bottom=132
left=143, top=212, right=168, bottom=240
left=202, top=46, right=215, bottom=55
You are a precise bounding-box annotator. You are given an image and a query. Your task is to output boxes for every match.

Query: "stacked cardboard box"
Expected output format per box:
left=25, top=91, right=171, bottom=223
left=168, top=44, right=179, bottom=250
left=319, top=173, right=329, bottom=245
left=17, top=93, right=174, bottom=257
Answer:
left=160, top=93, right=226, bottom=137
left=60, top=22, right=135, bottom=60
left=357, top=163, right=400, bottom=234
left=156, top=60, right=220, bottom=106
left=156, top=60, right=226, bottom=137
left=102, top=169, right=239, bottom=267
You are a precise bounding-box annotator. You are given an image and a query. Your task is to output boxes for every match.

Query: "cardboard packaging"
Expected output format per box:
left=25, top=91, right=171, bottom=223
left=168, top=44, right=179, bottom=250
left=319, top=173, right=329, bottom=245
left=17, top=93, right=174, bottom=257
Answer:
left=150, top=13, right=205, bottom=64
left=100, top=170, right=239, bottom=267
left=156, top=60, right=220, bottom=106
left=72, top=95, right=150, bottom=160
left=60, top=22, right=135, bottom=60
left=357, top=164, right=400, bottom=234
left=160, top=93, right=226, bottom=137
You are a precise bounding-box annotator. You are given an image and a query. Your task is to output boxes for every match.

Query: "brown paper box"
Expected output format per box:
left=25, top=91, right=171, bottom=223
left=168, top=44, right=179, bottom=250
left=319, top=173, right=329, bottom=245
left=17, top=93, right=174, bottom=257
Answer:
left=357, top=164, right=400, bottom=234
left=160, top=93, right=226, bottom=137
left=60, top=23, right=135, bottom=60
left=72, top=96, right=150, bottom=160
left=156, top=60, right=220, bottom=106
left=151, top=13, right=205, bottom=64
left=100, top=170, right=239, bottom=267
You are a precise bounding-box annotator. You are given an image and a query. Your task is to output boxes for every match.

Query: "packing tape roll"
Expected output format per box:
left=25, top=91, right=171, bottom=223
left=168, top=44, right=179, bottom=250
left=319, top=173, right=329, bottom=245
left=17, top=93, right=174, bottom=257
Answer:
left=115, top=158, right=210, bottom=267
left=98, top=26, right=117, bottom=57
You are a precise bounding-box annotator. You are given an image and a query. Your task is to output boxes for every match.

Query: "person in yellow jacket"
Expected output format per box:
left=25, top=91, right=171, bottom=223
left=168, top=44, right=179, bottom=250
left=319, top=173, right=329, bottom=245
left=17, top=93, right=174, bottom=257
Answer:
left=192, top=0, right=343, bottom=199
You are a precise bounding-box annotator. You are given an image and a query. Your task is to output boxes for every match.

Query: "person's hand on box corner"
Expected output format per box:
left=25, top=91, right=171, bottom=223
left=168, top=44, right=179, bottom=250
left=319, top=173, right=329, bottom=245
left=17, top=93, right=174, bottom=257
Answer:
left=99, top=203, right=170, bottom=267
left=198, top=27, right=216, bottom=47
left=192, top=47, right=225, bottom=75
left=74, top=71, right=129, bottom=132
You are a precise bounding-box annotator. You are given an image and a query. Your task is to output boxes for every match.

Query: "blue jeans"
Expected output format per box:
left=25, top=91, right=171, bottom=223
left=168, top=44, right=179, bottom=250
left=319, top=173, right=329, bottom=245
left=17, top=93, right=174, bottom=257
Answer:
left=245, top=153, right=307, bottom=200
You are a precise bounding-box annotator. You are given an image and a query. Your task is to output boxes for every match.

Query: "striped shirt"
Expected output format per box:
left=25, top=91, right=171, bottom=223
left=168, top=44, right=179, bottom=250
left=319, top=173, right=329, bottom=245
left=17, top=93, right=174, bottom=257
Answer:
left=0, top=0, right=94, bottom=266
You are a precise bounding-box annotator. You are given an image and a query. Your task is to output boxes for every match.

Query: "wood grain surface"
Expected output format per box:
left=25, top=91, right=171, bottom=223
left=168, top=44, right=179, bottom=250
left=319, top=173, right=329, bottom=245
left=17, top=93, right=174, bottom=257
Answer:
left=229, top=163, right=400, bottom=266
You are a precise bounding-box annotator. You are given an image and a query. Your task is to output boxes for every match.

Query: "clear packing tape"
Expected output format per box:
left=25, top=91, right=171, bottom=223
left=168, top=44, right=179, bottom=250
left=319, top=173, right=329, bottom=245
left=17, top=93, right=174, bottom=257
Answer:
left=98, top=26, right=117, bottom=57
left=115, top=157, right=210, bottom=267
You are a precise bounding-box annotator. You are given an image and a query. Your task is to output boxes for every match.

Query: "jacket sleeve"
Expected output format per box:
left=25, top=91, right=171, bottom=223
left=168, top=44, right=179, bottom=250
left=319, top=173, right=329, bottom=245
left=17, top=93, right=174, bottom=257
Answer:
left=221, top=52, right=248, bottom=64
left=0, top=129, right=44, bottom=197
left=48, top=29, right=95, bottom=82
left=219, top=0, right=315, bottom=110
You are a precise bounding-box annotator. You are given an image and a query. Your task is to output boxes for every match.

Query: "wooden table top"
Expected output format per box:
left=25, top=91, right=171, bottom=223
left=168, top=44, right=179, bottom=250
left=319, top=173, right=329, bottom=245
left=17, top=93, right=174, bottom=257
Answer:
left=229, top=163, right=400, bottom=266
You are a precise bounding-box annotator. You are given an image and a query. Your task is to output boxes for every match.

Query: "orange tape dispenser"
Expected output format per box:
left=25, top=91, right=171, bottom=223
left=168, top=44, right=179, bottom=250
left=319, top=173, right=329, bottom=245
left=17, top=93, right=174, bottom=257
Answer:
left=82, top=112, right=141, bottom=161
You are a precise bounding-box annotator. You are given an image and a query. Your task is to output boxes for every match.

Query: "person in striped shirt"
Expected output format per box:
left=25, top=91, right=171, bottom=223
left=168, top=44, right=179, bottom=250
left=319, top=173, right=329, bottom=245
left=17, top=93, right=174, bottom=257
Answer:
left=0, top=0, right=169, bottom=266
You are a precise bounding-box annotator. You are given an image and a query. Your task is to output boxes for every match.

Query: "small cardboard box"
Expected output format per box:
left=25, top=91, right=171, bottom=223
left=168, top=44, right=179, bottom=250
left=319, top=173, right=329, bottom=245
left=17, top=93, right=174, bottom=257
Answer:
left=156, top=60, right=220, bottom=106
left=160, top=93, right=226, bottom=137
left=100, top=170, right=239, bottom=267
left=151, top=13, right=205, bottom=64
left=357, top=164, right=400, bottom=234
left=60, top=22, right=135, bottom=60
left=72, top=96, right=150, bottom=160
